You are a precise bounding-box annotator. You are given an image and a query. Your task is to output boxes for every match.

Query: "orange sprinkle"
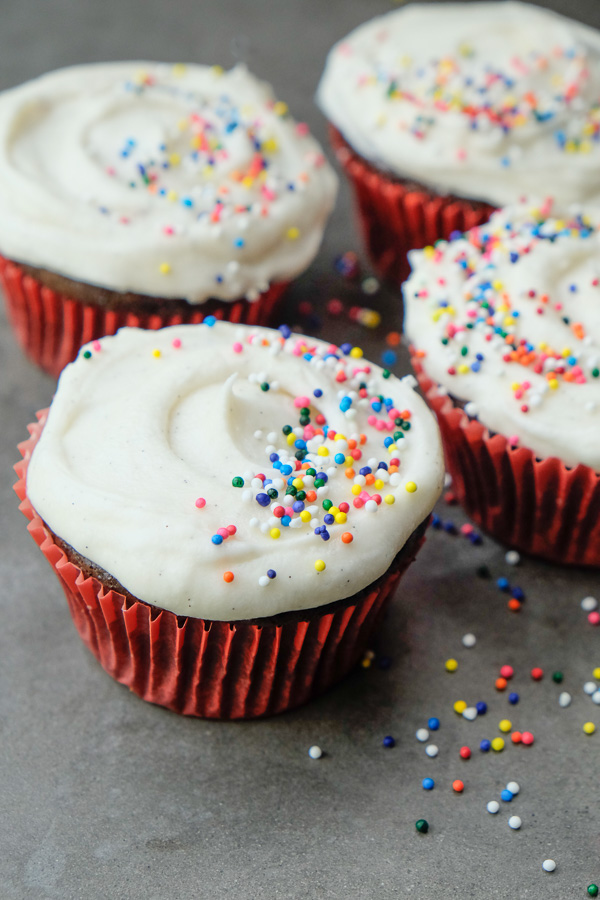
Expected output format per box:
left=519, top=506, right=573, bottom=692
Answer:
left=508, top=598, right=521, bottom=612
left=223, top=571, right=234, bottom=583
left=495, top=677, right=508, bottom=691
left=341, top=532, right=353, bottom=544
left=345, top=468, right=355, bottom=479
left=365, top=474, right=375, bottom=486
left=305, top=490, right=317, bottom=502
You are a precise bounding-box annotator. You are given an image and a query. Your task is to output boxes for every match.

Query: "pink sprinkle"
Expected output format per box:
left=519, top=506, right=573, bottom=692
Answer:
left=106, top=166, right=116, bottom=176
left=92, top=341, right=102, bottom=352
left=226, top=525, right=237, bottom=536
left=232, top=342, right=243, bottom=354
left=367, top=415, right=377, bottom=427
left=195, top=498, right=206, bottom=509
left=284, top=506, right=294, bottom=517
left=295, top=122, right=310, bottom=136
left=508, top=435, right=520, bottom=448
left=353, top=498, right=364, bottom=509
left=217, top=527, right=229, bottom=539
left=172, top=338, right=182, bottom=349
left=163, top=226, right=175, bottom=236
left=588, top=611, right=600, bottom=626
left=460, top=524, right=474, bottom=536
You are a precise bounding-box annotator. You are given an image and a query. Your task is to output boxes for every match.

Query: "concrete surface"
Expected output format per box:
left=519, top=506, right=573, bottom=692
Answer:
left=1, top=1, right=600, bottom=898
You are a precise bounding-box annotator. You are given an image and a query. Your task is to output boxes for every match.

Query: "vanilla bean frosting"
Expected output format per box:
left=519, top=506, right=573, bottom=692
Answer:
left=317, top=2, right=600, bottom=207
left=0, top=62, right=337, bottom=302
left=404, top=200, right=600, bottom=469
left=26, top=322, right=444, bottom=619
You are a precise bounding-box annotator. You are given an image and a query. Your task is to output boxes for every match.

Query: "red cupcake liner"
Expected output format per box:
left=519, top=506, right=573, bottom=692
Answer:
left=15, top=411, right=427, bottom=718
left=410, top=352, right=600, bottom=567
left=0, top=255, right=287, bottom=379
left=329, top=125, right=495, bottom=287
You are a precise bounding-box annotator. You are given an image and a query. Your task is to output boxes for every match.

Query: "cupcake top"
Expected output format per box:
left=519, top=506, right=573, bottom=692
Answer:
left=404, top=200, right=600, bottom=470
left=26, top=321, right=444, bottom=620
left=317, top=2, right=600, bottom=207
left=0, top=62, right=337, bottom=303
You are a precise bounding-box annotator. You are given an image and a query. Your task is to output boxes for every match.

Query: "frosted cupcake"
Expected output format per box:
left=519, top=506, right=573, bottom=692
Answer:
left=317, top=2, right=600, bottom=284
left=15, top=321, right=444, bottom=718
left=404, top=199, right=600, bottom=566
left=0, top=62, right=337, bottom=377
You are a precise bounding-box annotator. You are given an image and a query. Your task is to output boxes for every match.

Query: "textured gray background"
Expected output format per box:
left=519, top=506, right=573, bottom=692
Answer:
left=2, top=1, right=600, bottom=898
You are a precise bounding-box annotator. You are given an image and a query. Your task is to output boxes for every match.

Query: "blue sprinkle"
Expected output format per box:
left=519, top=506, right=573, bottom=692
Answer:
left=334, top=453, right=346, bottom=464
left=294, top=440, right=307, bottom=450
left=381, top=350, right=397, bottom=367
left=204, top=316, right=216, bottom=327
left=270, top=453, right=279, bottom=463
left=181, top=197, right=194, bottom=207
left=382, top=736, right=396, bottom=749
left=428, top=717, right=440, bottom=731
left=256, top=493, right=270, bottom=507
left=480, top=739, right=491, bottom=753
left=233, top=237, right=245, bottom=248
left=267, top=569, right=276, bottom=579
left=512, top=586, right=525, bottom=600
left=476, top=702, right=487, bottom=715
left=324, top=514, right=335, bottom=525
left=431, top=515, right=441, bottom=529
left=313, top=388, right=323, bottom=398
left=508, top=692, right=519, bottom=705
left=292, top=501, right=304, bottom=513
left=278, top=324, right=291, bottom=339
left=340, top=342, right=352, bottom=355
left=501, top=789, right=514, bottom=802
left=211, top=534, right=223, bottom=545
left=281, top=465, right=293, bottom=476
left=359, top=467, right=372, bottom=476
left=422, top=778, right=435, bottom=790
left=281, top=516, right=291, bottom=527
left=320, top=529, right=330, bottom=541
left=497, top=577, right=510, bottom=591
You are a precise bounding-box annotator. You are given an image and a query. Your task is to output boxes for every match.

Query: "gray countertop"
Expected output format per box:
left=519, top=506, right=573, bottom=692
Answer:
left=2, top=2, right=600, bottom=898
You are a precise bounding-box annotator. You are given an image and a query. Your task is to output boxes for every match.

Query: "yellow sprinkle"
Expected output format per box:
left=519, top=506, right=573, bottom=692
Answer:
left=539, top=342, right=548, bottom=351
left=172, top=63, right=186, bottom=77
left=548, top=379, right=559, bottom=390
left=423, top=246, right=435, bottom=258
left=159, top=262, right=171, bottom=275
left=270, top=528, right=281, bottom=540
left=274, top=100, right=288, bottom=116
left=405, top=481, right=417, bottom=493
left=286, top=433, right=296, bottom=446
left=499, top=719, right=512, bottom=733
left=387, top=445, right=398, bottom=453
left=445, top=658, right=458, bottom=673
left=152, top=349, right=161, bottom=359
left=453, top=700, right=467, bottom=713
left=457, top=364, right=470, bottom=375
left=561, top=347, right=571, bottom=358
left=286, top=226, right=300, bottom=240
left=593, top=667, right=600, bottom=680
left=334, top=512, right=347, bottom=525
left=314, top=559, right=326, bottom=572
left=317, top=446, right=329, bottom=457
left=504, top=317, right=515, bottom=327
left=242, top=175, right=254, bottom=189
left=384, top=494, right=395, bottom=505
left=583, top=722, right=596, bottom=735
left=345, top=456, right=354, bottom=467
left=262, top=137, right=278, bottom=153
left=349, top=347, right=363, bottom=359
left=374, top=479, right=384, bottom=490
left=351, top=484, right=361, bottom=496
left=167, top=190, right=178, bottom=202
left=292, top=478, right=304, bottom=489
left=334, top=433, right=347, bottom=442
left=211, top=65, right=224, bottom=77
left=511, top=382, right=520, bottom=391
left=361, top=657, right=372, bottom=669
left=300, top=510, right=311, bottom=523
left=362, top=310, right=381, bottom=328
left=168, top=153, right=181, bottom=166
left=491, top=737, right=505, bottom=752
left=492, top=280, right=503, bottom=291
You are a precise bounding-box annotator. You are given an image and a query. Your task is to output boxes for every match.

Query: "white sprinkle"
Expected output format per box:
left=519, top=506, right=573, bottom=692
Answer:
left=508, top=816, right=522, bottom=830
left=462, top=633, right=476, bottom=648
left=558, top=692, right=572, bottom=708
left=308, top=745, right=322, bottom=760
left=258, top=576, right=269, bottom=587
left=425, top=744, right=438, bottom=758
left=365, top=500, right=378, bottom=513
left=486, top=801, right=500, bottom=814
left=253, top=430, right=263, bottom=439
left=267, top=432, right=277, bottom=444
left=505, top=550, right=521, bottom=566
left=249, top=517, right=259, bottom=529
left=584, top=682, right=598, bottom=695
left=542, top=860, right=556, bottom=873
left=592, top=691, right=600, bottom=705
left=241, top=490, right=253, bottom=503
left=581, top=596, right=598, bottom=612
left=506, top=781, right=520, bottom=795
left=416, top=728, right=429, bottom=742
left=464, top=402, right=478, bottom=418
left=388, top=473, right=401, bottom=486
left=444, top=473, right=453, bottom=488
left=462, top=707, right=478, bottom=721
left=362, top=276, right=379, bottom=295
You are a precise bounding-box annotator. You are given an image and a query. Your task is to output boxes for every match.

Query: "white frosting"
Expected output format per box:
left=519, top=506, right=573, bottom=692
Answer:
left=317, top=2, right=600, bottom=207
left=0, top=62, right=337, bottom=303
left=403, top=200, right=600, bottom=469
left=26, top=322, right=444, bottom=620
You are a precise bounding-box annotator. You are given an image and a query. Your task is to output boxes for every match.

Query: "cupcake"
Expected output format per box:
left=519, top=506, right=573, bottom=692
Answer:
left=317, top=2, right=600, bottom=285
left=0, top=62, right=337, bottom=377
left=15, top=320, right=444, bottom=718
left=404, top=199, right=600, bottom=567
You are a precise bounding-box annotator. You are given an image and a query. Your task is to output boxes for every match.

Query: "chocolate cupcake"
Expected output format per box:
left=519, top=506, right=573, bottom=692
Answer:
left=16, top=321, right=444, bottom=717
left=404, top=199, right=600, bottom=566
left=0, top=62, right=337, bottom=376
left=317, top=2, right=600, bottom=285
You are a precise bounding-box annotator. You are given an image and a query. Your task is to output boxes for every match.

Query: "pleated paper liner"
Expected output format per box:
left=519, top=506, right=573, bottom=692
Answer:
left=328, top=125, right=495, bottom=287
left=410, top=352, right=600, bottom=567
left=0, top=255, right=287, bottom=379
left=15, top=411, right=428, bottom=719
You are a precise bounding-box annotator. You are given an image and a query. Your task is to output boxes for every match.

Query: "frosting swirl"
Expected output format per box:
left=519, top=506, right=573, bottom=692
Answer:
left=0, top=62, right=337, bottom=303
left=404, top=200, right=600, bottom=469
left=26, top=322, right=444, bottom=620
left=317, top=2, right=600, bottom=207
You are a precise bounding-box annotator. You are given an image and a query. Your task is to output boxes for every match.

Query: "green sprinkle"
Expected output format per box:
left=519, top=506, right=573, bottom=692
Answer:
left=382, top=369, right=391, bottom=379
left=232, top=476, right=244, bottom=488
left=322, top=499, right=333, bottom=511
left=415, top=819, right=429, bottom=834
left=552, top=671, right=564, bottom=683
left=83, top=350, right=92, bottom=359
left=260, top=382, right=270, bottom=392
